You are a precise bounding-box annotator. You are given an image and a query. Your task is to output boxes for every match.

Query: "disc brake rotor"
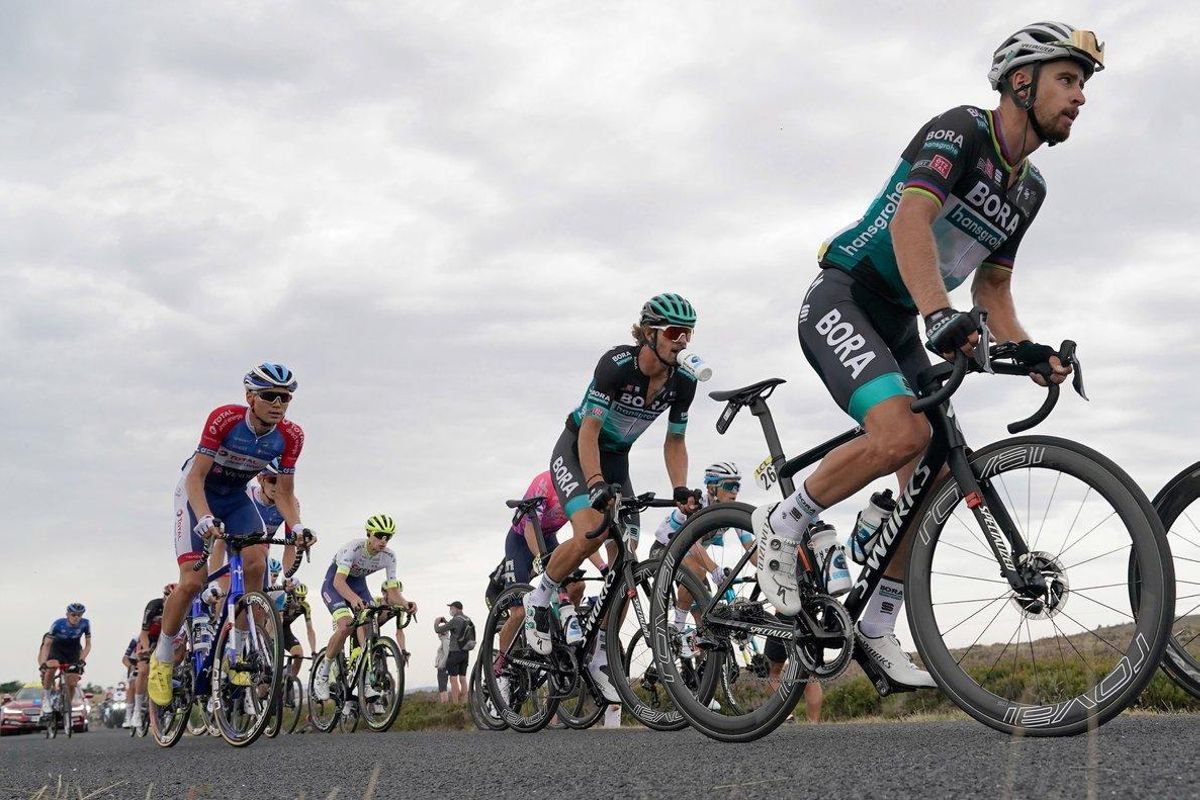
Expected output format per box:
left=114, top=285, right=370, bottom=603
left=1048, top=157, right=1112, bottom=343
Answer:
left=1010, top=550, right=1069, bottom=620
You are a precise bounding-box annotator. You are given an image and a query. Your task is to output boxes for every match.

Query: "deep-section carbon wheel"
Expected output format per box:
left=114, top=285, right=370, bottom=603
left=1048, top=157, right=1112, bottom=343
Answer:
left=1146, top=461, right=1200, bottom=697
left=907, top=436, right=1173, bottom=736
left=480, top=584, right=559, bottom=732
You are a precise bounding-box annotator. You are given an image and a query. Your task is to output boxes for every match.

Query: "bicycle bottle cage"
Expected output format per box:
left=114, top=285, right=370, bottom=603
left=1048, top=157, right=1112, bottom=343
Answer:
left=709, top=378, right=786, bottom=434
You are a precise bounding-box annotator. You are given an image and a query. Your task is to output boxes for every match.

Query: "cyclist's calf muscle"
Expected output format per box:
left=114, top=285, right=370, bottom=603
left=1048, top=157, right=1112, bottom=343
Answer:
left=544, top=507, right=606, bottom=584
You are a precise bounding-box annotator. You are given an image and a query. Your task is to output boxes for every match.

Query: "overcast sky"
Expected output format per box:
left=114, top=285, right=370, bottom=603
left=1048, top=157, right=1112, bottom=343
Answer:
left=2, top=2, right=1198, bottom=691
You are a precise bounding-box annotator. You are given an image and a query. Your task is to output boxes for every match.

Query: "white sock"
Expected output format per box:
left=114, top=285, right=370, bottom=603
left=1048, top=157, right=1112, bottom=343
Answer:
left=317, top=657, right=330, bottom=678
left=133, top=694, right=144, bottom=714
left=592, top=631, right=608, bottom=668
left=528, top=573, right=560, bottom=607
left=155, top=633, right=175, bottom=662
left=769, top=480, right=825, bottom=538
left=673, top=608, right=687, bottom=629
left=859, top=578, right=904, bottom=638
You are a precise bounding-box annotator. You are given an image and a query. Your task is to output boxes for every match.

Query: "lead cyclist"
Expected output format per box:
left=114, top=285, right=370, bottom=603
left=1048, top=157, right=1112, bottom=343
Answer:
left=751, top=23, right=1102, bottom=687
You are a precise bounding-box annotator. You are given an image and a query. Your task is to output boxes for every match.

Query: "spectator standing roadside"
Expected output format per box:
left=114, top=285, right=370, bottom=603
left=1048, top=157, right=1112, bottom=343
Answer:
left=434, top=601, right=474, bottom=703
left=434, top=628, right=451, bottom=703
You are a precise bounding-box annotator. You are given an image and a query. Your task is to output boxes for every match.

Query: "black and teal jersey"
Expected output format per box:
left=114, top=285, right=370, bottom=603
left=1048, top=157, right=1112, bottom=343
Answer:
left=819, top=105, right=1047, bottom=311
left=566, top=344, right=696, bottom=453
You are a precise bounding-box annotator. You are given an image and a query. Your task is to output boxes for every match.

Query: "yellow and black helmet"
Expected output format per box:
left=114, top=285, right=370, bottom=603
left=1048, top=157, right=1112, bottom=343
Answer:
left=365, top=514, right=396, bottom=535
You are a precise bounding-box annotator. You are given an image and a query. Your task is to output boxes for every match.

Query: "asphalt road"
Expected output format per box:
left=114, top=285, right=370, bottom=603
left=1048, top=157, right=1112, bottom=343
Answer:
left=2, top=715, right=1199, bottom=800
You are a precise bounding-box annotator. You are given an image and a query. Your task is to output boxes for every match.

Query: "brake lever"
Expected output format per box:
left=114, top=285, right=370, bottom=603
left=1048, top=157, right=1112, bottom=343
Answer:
left=973, top=309, right=994, bottom=374
left=1060, top=340, right=1088, bottom=401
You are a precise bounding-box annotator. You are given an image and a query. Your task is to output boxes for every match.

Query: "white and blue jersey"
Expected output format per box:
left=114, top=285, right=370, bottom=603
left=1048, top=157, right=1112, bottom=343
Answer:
left=48, top=617, right=91, bottom=643
left=653, top=494, right=752, bottom=548
left=247, top=485, right=287, bottom=535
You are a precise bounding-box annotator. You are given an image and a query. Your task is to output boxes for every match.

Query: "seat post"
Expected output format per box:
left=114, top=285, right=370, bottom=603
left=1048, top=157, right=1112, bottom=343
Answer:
left=748, top=397, right=795, bottom=496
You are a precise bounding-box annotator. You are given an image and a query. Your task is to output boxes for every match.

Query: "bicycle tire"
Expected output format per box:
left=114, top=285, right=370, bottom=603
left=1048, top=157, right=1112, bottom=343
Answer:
left=1146, top=461, right=1200, bottom=697
left=282, top=676, right=304, bottom=734
left=555, top=673, right=605, bottom=729
left=185, top=697, right=211, bottom=737
left=469, top=659, right=508, bottom=731
left=907, top=435, right=1173, bottom=736
left=149, top=661, right=191, bottom=748
left=650, top=502, right=805, bottom=742
left=212, top=591, right=284, bottom=747
left=360, top=636, right=405, bottom=732
left=607, top=560, right=715, bottom=731
left=480, top=583, right=559, bottom=732
left=307, top=647, right=340, bottom=733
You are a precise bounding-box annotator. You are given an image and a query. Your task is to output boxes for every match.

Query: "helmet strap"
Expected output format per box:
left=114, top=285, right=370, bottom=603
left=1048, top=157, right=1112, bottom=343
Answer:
left=646, top=330, right=677, bottom=372
left=1014, top=63, right=1061, bottom=148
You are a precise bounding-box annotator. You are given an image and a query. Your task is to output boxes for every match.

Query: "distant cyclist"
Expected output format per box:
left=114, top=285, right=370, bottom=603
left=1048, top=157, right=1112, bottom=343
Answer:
left=149, top=363, right=314, bottom=707
left=279, top=581, right=317, bottom=688
left=752, top=23, right=1102, bottom=688
left=312, top=515, right=417, bottom=701
left=129, top=583, right=174, bottom=730
left=524, top=293, right=700, bottom=702
left=38, top=603, right=91, bottom=716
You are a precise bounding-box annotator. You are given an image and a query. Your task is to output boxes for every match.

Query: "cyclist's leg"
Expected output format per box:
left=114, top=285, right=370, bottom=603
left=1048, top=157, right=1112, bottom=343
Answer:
left=498, top=531, right=535, bottom=651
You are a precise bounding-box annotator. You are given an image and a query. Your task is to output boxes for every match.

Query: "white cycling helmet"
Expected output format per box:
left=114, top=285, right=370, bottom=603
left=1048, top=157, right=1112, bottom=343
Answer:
left=988, top=22, right=1104, bottom=91
left=703, top=462, right=741, bottom=485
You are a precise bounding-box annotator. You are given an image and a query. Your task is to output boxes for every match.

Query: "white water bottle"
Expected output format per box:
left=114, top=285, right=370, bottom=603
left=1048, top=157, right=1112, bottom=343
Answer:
left=849, top=489, right=896, bottom=565
left=808, top=522, right=852, bottom=596
left=677, top=349, right=712, bottom=382
left=558, top=591, right=584, bottom=645
left=192, top=618, right=213, bottom=659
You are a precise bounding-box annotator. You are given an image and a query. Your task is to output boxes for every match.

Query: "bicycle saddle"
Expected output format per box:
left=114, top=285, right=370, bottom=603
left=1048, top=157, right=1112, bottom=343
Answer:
left=708, top=378, right=786, bottom=404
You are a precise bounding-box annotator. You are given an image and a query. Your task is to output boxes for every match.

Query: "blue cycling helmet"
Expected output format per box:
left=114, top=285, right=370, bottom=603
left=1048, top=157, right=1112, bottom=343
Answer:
left=268, top=557, right=283, bottom=574
left=244, top=363, right=298, bottom=393
left=259, top=457, right=281, bottom=477
left=66, top=602, right=85, bottom=615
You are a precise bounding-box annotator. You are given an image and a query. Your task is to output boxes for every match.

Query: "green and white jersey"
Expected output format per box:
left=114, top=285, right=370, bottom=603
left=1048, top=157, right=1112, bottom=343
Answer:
left=819, top=105, right=1047, bottom=311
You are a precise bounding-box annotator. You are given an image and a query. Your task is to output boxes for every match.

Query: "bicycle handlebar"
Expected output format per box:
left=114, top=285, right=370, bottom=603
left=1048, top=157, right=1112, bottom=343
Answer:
left=584, top=488, right=677, bottom=539
left=191, top=531, right=297, bottom=572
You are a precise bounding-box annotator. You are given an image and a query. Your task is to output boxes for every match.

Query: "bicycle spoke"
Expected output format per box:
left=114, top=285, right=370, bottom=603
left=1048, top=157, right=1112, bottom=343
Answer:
left=1069, top=590, right=1134, bottom=621
left=1056, top=510, right=1117, bottom=562
left=1031, top=470, right=1063, bottom=553
left=954, top=596, right=1013, bottom=665
left=1061, top=542, right=1129, bottom=573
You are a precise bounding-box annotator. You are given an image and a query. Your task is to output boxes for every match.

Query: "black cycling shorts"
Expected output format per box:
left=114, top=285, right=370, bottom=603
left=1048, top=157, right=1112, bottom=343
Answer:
left=549, top=426, right=639, bottom=541
left=798, top=268, right=930, bottom=424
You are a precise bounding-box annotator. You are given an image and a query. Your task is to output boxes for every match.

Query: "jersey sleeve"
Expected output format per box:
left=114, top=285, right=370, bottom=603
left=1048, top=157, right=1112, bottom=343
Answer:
left=277, top=421, right=304, bottom=473
left=667, top=373, right=697, bottom=435
left=382, top=551, right=398, bottom=582
left=580, top=350, right=626, bottom=423
left=82, top=619, right=91, bottom=636
left=334, top=542, right=357, bottom=575
left=302, top=601, right=312, bottom=622
left=902, top=107, right=983, bottom=209
left=196, top=405, right=246, bottom=457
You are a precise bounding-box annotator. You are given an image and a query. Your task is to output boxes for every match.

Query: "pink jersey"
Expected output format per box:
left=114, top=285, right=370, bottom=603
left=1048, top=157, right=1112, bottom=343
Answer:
left=509, top=471, right=568, bottom=538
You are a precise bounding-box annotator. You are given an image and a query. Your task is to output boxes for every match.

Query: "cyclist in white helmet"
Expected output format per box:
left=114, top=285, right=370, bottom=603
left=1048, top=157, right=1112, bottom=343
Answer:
left=752, top=22, right=1100, bottom=688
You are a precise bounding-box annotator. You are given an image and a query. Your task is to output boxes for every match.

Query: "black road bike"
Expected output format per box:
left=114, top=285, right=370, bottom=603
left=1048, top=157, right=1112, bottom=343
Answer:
left=652, top=317, right=1174, bottom=740
left=482, top=491, right=716, bottom=732
left=264, top=652, right=308, bottom=737
left=308, top=604, right=411, bottom=733
left=1146, top=461, right=1200, bottom=697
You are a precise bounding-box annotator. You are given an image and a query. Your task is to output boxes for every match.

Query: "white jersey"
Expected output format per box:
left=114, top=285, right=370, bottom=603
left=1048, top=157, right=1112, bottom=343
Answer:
left=332, top=539, right=397, bottom=581
left=653, top=494, right=752, bottom=547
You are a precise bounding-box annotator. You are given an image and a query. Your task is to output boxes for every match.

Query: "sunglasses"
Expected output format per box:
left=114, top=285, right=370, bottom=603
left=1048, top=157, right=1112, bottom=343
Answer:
left=371, top=532, right=393, bottom=541
left=1062, top=30, right=1104, bottom=67
left=260, top=476, right=278, bottom=485
left=716, top=481, right=741, bottom=493
left=257, top=391, right=292, bottom=404
left=651, top=325, right=694, bottom=343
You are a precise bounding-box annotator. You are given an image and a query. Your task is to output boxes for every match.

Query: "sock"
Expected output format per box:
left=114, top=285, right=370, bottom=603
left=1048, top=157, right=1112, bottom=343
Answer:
left=673, top=608, right=687, bottom=629
left=155, top=633, right=175, bottom=662
left=769, top=480, right=826, bottom=538
left=592, top=631, right=608, bottom=668
left=528, top=572, right=561, bottom=607
left=859, top=578, right=904, bottom=638
left=133, top=694, right=144, bottom=714
left=317, top=657, right=330, bottom=678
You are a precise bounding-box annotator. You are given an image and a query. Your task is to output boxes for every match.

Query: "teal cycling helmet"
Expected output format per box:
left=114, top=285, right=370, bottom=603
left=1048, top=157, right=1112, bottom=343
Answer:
left=640, top=293, right=697, bottom=328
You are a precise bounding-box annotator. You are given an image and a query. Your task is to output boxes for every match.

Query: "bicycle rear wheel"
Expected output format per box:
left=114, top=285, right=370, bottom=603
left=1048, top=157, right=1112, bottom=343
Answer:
left=282, top=675, right=304, bottom=733
left=360, top=636, right=404, bottom=732
left=469, top=659, right=507, bottom=731
left=907, top=436, right=1173, bottom=736
left=650, top=503, right=806, bottom=742
left=480, top=584, right=559, bottom=732
left=212, top=591, right=284, bottom=747
left=1142, top=461, right=1200, bottom=697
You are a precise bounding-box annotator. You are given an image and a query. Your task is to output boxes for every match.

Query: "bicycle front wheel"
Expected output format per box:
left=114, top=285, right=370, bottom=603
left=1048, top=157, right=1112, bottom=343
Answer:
left=212, top=591, right=284, bottom=747
left=149, top=663, right=192, bottom=748
left=282, top=675, right=304, bottom=734
left=907, top=436, right=1173, bottom=736
left=1148, top=461, right=1200, bottom=697
left=360, top=636, right=405, bottom=732
left=307, top=647, right=341, bottom=733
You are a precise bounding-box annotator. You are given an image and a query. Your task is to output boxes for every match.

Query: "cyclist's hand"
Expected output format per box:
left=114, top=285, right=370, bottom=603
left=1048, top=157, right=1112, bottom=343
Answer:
left=406, top=601, right=418, bottom=614
left=291, top=526, right=317, bottom=551
left=194, top=515, right=224, bottom=540
left=924, top=307, right=980, bottom=360
left=587, top=481, right=614, bottom=511
left=673, top=486, right=702, bottom=515
left=1014, top=340, right=1071, bottom=386
left=349, top=597, right=366, bottom=612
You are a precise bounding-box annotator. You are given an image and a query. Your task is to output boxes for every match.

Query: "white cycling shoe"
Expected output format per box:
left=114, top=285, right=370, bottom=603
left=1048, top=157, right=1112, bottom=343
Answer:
left=312, top=670, right=331, bottom=701
left=752, top=503, right=804, bottom=615
left=522, top=593, right=553, bottom=656
left=855, top=624, right=937, bottom=689
left=588, top=661, right=620, bottom=704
